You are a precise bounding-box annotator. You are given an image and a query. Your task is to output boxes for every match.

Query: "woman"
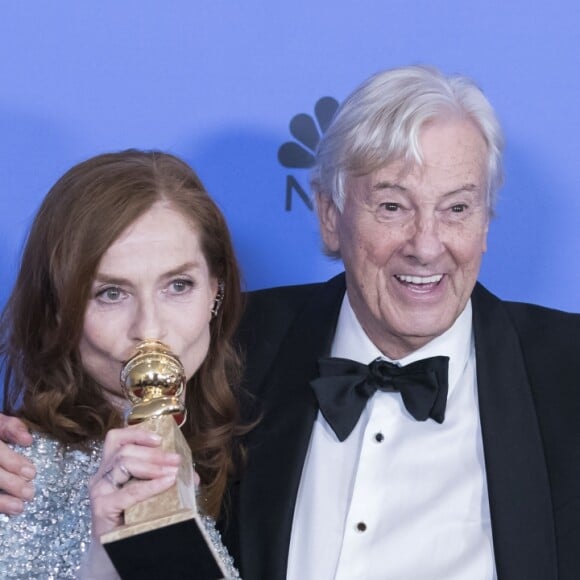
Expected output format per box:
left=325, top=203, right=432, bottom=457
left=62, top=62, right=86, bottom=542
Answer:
left=0, top=150, right=245, bottom=578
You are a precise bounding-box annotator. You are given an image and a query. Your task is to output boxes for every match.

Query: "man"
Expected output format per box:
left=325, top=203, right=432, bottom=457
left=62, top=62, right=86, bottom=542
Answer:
left=1, top=66, right=580, bottom=579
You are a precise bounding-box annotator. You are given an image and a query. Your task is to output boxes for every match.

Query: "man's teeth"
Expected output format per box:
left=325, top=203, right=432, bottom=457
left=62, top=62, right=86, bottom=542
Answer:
left=396, top=274, right=443, bottom=284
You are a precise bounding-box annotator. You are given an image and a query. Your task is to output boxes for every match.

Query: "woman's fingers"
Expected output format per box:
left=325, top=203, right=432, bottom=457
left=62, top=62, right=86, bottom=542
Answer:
left=90, top=471, right=178, bottom=537
left=97, top=456, right=180, bottom=493
left=89, top=424, right=184, bottom=537
left=96, top=426, right=181, bottom=483
left=99, top=426, right=164, bottom=462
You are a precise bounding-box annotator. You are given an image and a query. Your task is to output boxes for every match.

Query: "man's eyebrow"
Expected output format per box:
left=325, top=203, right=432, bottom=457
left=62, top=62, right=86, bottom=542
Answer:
left=372, top=182, right=481, bottom=196
left=443, top=183, right=480, bottom=197
left=372, top=181, right=407, bottom=192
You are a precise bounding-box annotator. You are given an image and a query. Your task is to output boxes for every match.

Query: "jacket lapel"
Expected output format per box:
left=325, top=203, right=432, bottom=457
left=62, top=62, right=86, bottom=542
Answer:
left=472, top=284, right=557, bottom=579
left=239, top=275, right=346, bottom=580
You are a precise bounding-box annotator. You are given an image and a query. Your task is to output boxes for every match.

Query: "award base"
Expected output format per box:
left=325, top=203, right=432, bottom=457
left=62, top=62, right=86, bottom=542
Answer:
left=100, top=415, right=227, bottom=580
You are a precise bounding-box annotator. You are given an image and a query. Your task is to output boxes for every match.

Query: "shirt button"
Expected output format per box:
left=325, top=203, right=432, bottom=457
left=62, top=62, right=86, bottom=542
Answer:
left=374, top=432, right=384, bottom=443
left=356, top=522, right=367, bottom=532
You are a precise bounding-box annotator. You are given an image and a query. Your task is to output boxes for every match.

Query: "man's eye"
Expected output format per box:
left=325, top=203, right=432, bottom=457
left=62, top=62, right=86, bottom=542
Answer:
left=451, top=204, right=468, bottom=213
left=380, top=202, right=400, bottom=212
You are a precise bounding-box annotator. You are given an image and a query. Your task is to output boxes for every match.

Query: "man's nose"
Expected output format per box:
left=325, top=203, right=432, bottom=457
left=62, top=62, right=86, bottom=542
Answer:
left=403, top=212, right=444, bottom=264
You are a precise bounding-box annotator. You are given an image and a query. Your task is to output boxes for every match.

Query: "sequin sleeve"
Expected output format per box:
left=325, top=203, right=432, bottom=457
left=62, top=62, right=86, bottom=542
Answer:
left=0, top=433, right=102, bottom=580
left=199, top=514, right=241, bottom=579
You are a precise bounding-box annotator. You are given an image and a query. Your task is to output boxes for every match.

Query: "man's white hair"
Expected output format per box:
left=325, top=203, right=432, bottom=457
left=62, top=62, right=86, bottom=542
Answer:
left=311, top=65, right=504, bottom=218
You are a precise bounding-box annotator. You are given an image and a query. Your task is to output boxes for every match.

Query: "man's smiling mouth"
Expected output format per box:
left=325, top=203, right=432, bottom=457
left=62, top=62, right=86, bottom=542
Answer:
left=395, top=274, right=443, bottom=285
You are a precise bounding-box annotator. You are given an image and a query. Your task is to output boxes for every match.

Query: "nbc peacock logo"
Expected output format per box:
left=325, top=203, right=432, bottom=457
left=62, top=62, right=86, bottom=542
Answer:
left=278, top=96, right=339, bottom=211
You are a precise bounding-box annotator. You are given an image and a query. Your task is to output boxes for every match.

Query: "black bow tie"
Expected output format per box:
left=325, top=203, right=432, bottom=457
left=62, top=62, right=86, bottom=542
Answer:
left=310, top=356, right=449, bottom=441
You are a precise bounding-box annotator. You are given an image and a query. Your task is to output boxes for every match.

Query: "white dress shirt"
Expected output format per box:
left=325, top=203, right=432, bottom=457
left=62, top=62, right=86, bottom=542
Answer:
left=287, top=294, right=496, bottom=580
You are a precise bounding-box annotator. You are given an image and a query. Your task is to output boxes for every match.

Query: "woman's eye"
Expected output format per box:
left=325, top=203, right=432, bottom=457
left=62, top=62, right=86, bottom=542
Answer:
left=96, top=286, right=124, bottom=303
left=451, top=203, right=468, bottom=213
left=170, top=279, right=193, bottom=293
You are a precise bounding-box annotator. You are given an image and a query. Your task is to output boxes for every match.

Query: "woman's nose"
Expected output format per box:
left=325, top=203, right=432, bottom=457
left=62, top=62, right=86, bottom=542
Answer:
left=129, top=299, right=168, bottom=343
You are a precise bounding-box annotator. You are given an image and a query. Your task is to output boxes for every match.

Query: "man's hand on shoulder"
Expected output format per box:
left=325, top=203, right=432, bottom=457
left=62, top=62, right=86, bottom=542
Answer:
left=0, top=413, right=35, bottom=515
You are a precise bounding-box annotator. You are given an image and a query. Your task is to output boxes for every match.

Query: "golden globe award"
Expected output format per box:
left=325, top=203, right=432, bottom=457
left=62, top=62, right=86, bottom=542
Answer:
left=100, top=339, right=228, bottom=579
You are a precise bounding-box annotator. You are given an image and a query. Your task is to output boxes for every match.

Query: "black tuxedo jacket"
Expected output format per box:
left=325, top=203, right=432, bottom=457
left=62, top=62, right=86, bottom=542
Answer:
left=223, top=274, right=580, bottom=580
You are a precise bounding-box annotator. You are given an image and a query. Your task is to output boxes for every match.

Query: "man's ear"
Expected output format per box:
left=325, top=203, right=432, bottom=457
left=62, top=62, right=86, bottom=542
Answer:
left=481, top=214, right=490, bottom=254
left=315, top=192, right=341, bottom=254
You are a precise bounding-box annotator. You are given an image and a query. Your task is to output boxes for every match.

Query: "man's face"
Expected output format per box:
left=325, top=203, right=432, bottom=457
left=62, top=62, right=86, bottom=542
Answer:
left=318, top=117, right=490, bottom=359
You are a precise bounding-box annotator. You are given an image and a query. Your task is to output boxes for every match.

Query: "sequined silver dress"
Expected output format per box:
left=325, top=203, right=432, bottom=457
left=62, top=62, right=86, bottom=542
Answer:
left=0, top=432, right=240, bottom=579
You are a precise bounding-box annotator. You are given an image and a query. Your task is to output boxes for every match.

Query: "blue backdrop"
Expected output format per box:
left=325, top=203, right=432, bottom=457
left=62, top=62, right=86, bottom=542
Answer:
left=1, top=1, right=579, bottom=321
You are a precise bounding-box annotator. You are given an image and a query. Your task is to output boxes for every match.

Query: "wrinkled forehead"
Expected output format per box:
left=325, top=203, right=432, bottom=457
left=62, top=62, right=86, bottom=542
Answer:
left=343, top=116, right=491, bottom=201
left=350, top=114, right=487, bottom=170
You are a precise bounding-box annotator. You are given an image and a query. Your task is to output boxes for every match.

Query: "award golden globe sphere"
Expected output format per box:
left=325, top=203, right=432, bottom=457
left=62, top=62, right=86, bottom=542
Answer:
left=120, top=339, right=186, bottom=426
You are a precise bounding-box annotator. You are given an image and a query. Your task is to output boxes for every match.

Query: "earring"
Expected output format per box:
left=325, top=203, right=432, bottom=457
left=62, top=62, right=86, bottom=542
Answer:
left=211, top=280, right=225, bottom=318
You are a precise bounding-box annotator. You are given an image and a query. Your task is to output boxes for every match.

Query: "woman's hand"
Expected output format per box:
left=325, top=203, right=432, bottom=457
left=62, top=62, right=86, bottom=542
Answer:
left=89, top=425, right=181, bottom=538
left=0, top=414, right=36, bottom=515
left=81, top=425, right=184, bottom=579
